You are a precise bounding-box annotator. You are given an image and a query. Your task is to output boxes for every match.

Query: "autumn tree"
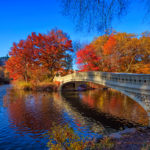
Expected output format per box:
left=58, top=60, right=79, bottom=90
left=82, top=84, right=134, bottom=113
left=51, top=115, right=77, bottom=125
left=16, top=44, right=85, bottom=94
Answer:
left=103, top=34, right=116, bottom=55
left=30, top=29, right=73, bottom=80
left=135, top=33, right=150, bottom=73
left=102, top=34, right=117, bottom=71
left=76, top=44, right=101, bottom=71
left=6, top=40, right=36, bottom=81
left=76, top=31, right=150, bottom=74
left=6, top=29, right=73, bottom=82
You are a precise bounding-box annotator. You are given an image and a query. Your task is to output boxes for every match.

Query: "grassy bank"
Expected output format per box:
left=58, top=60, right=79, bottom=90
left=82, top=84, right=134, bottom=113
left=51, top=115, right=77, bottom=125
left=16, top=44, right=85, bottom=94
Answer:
left=12, top=81, right=58, bottom=92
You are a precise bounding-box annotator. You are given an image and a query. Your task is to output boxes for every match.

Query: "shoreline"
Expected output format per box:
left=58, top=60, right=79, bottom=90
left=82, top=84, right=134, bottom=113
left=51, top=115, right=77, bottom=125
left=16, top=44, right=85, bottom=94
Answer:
left=111, top=127, right=150, bottom=150
left=11, top=81, right=58, bottom=92
left=94, top=127, right=150, bottom=149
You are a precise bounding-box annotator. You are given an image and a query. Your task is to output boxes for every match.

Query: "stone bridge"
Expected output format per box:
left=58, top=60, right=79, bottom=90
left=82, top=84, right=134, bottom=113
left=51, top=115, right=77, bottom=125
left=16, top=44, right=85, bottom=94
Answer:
left=54, top=71, right=150, bottom=126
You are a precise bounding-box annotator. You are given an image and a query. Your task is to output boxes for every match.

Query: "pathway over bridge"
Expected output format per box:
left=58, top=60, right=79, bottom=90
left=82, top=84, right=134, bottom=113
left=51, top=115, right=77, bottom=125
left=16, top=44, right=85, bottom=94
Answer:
left=54, top=71, right=150, bottom=126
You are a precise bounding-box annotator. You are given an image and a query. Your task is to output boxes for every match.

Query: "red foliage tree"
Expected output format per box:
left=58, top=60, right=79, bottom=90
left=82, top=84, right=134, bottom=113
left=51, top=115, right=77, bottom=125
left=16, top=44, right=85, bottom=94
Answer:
left=6, top=40, right=36, bottom=81
left=6, top=29, right=73, bottom=81
left=103, top=34, right=116, bottom=55
left=33, top=29, right=73, bottom=80
left=76, top=44, right=101, bottom=71
left=100, top=34, right=118, bottom=72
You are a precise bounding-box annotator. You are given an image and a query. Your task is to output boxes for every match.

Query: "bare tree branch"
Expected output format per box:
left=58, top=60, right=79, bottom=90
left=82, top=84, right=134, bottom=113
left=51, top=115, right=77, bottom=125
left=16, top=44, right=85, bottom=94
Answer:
left=60, top=0, right=150, bottom=33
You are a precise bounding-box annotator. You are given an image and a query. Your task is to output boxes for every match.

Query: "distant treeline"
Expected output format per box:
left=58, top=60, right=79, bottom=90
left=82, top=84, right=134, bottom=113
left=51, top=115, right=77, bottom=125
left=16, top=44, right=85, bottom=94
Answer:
left=0, top=55, right=9, bottom=66
left=0, top=55, right=9, bottom=84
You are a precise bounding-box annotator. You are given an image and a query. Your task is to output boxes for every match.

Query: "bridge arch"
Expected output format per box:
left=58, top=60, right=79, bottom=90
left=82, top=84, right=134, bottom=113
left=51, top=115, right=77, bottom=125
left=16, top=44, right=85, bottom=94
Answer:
left=54, top=71, right=150, bottom=126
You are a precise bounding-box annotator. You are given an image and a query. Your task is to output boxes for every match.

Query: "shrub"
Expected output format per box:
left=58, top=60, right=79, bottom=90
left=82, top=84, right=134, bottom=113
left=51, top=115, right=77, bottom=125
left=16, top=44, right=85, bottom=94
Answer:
left=13, top=81, right=32, bottom=90
left=46, top=124, right=115, bottom=150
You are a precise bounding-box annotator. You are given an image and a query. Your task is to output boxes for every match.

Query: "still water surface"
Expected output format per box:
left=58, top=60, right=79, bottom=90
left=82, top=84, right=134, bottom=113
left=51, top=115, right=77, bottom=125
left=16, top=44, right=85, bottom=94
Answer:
left=0, top=84, right=148, bottom=149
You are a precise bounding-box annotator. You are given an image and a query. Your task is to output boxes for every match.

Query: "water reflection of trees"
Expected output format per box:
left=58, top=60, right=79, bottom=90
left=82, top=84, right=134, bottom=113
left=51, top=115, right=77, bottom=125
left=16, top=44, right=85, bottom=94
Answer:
left=3, top=89, right=63, bottom=134
left=53, top=92, right=106, bottom=136
left=80, top=89, right=148, bottom=126
left=2, top=87, right=149, bottom=139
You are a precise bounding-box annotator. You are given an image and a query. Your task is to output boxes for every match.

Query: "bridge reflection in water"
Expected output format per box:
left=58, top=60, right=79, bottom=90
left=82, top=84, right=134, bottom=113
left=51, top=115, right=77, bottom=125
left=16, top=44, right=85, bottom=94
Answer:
left=54, top=71, right=150, bottom=126
left=57, top=90, right=148, bottom=128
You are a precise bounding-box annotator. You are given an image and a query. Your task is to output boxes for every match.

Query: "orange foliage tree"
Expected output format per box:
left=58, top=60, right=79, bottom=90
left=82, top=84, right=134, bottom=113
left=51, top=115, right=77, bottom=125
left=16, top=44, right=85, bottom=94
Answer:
left=76, top=32, right=150, bottom=74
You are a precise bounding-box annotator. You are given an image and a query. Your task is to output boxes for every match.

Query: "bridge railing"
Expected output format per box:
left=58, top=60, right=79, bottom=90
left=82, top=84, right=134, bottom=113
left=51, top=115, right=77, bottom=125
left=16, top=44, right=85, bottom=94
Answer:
left=99, top=72, right=150, bottom=85
left=54, top=71, right=150, bottom=86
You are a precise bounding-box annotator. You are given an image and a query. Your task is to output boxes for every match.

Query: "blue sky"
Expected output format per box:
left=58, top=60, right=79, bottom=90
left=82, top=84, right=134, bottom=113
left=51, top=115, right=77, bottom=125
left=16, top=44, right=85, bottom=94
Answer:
left=0, top=0, right=149, bottom=57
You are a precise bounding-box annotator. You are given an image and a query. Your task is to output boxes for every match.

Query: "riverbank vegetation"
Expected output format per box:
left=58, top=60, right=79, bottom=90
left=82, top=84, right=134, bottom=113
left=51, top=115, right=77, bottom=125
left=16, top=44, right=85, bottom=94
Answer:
left=46, top=124, right=150, bottom=150
left=5, top=29, right=73, bottom=91
left=12, top=80, right=58, bottom=92
left=46, top=124, right=114, bottom=150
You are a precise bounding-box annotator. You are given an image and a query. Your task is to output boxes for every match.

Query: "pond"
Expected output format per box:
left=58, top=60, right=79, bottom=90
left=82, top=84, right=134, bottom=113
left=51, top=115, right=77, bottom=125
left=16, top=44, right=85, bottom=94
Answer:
left=0, top=84, right=148, bottom=149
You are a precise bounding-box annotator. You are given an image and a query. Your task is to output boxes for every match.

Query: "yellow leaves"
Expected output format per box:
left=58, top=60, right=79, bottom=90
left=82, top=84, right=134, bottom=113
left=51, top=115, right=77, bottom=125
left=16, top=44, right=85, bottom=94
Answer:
left=46, top=124, right=115, bottom=150
left=134, top=64, right=150, bottom=74
left=92, top=34, right=108, bottom=54
left=47, top=124, right=88, bottom=150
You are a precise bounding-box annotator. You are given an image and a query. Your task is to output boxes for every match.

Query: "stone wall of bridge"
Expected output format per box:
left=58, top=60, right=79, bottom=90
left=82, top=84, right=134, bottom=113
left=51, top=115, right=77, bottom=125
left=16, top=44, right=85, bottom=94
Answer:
left=54, top=71, right=150, bottom=93
left=54, top=71, right=150, bottom=126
